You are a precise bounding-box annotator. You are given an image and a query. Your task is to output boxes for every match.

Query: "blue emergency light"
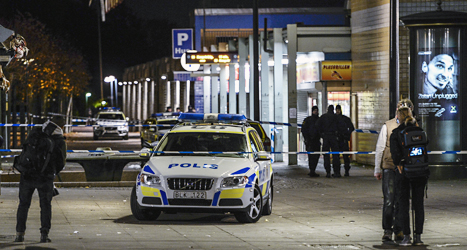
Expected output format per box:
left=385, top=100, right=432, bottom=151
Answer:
left=100, top=107, right=121, bottom=111
left=151, top=112, right=181, bottom=117
left=178, top=113, right=247, bottom=123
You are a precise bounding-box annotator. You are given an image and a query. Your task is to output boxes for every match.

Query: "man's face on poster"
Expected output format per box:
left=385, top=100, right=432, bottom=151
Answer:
left=422, top=54, right=454, bottom=92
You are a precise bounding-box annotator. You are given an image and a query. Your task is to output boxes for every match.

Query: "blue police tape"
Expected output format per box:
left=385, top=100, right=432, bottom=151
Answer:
left=2, top=149, right=467, bottom=155
left=0, top=121, right=381, bottom=134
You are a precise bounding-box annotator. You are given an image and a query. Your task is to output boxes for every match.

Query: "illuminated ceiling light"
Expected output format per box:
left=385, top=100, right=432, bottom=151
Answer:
left=161, top=75, right=167, bottom=80
left=146, top=78, right=151, bottom=82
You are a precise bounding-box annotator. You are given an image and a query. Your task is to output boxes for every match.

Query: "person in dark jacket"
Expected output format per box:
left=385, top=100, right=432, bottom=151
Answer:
left=390, top=107, right=427, bottom=246
left=315, top=105, right=341, bottom=178
left=335, top=105, right=355, bottom=176
left=14, top=116, right=67, bottom=243
left=301, top=106, right=321, bottom=177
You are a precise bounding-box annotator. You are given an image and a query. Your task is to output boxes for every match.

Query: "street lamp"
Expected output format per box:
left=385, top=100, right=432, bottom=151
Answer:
left=104, top=75, right=117, bottom=107
left=85, top=92, right=92, bottom=116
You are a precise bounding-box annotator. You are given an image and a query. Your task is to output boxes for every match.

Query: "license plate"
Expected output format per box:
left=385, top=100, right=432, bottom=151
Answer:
left=173, top=191, right=206, bottom=199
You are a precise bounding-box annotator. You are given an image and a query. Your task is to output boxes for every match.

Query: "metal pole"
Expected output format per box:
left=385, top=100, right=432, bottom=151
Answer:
left=253, top=0, right=260, bottom=121
left=389, top=0, right=399, bottom=118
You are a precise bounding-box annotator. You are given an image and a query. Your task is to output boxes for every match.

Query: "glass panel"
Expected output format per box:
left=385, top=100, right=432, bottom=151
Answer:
left=328, top=91, right=350, bottom=117
left=414, top=27, right=461, bottom=163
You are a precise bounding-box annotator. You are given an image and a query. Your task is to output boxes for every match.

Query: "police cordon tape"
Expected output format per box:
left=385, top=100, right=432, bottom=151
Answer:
left=0, top=122, right=381, bottom=133
left=1, top=149, right=466, bottom=156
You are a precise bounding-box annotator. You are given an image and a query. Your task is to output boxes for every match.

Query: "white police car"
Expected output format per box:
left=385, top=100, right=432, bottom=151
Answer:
left=131, top=113, right=273, bottom=223
left=93, top=108, right=129, bottom=140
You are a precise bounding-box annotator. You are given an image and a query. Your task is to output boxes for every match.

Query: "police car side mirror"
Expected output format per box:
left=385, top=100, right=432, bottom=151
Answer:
left=139, top=147, right=151, bottom=159
left=255, top=152, right=271, bottom=162
left=126, top=117, right=130, bottom=121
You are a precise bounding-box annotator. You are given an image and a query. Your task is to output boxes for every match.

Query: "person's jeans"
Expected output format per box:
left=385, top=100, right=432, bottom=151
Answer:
left=382, top=169, right=400, bottom=233
left=16, top=175, right=54, bottom=234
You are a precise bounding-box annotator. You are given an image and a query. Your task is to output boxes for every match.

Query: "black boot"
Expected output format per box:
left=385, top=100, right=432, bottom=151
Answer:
left=344, top=169, right=350, bottom=177
left=40, top=233, right=51, bottom=243
left=413, top=234, right=424, bottom=246
left=326, top=172, right=331, bottom=178
left=14, top=233, right=24, bottom=242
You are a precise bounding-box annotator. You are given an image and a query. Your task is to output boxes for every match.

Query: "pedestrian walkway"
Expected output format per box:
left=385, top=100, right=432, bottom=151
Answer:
left=1, top=159, right=466, bottom=249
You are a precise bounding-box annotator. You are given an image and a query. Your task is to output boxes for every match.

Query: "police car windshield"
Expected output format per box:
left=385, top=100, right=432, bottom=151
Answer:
left=158, top=132, right=247, bottom=157
left=98, top=113, right=124, bottom=120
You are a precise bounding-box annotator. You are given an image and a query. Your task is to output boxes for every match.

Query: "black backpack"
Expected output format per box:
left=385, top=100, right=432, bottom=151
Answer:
left=398, top=126, right=430, bottom=179
left=13, top=127, right=55, bottom=177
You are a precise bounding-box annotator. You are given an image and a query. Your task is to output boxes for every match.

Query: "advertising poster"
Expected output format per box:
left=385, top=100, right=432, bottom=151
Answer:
left=414, top=28, right=461, bottom=163
left=416, top=49, right=459, bottom=120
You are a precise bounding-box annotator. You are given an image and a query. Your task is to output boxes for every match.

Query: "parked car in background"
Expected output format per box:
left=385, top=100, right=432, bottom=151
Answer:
left=140, top=112, right=180, bottom=148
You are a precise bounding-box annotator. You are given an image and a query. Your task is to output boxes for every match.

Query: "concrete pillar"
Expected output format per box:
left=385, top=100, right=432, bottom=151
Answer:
left=211, top=66, right=219, bottom=113
left=238, top=38, right=247, bottom=116
left=184, top=80, right=190, bottom=112
left=131, top=83, right=136, bottom=121
left=149, top=80, right=155, bottom=115
left=248, top=35, right=255, bottom=119
left=142, top=80, right=148, bottom=121
left=219, top=64, right=227, bottom=114
left=204, top=65, right=211, bottom=113
left=137, top=82, right=142, bottom=126
left=166, top=81, right=171, bottom=109
left=287, top=24, right=298, bottom=165
left=122, top=84, right=127, bottom=115
left=273, top=28, right=284, bottom=161
left=261, top=31, right=273, bottom=127
left=175, top=80, right=180, bottom=111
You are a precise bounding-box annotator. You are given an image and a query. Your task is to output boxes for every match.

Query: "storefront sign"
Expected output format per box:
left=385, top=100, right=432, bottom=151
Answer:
left=320, top=61, right=352, bottom=81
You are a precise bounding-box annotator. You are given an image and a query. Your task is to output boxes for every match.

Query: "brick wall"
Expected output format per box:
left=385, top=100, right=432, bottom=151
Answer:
left=351, top=0, right=390, bottom=165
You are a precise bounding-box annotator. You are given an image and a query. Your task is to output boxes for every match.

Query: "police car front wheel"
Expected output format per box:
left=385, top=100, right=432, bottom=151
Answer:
left=234, top=184, right=263, bottom=223
left=130, top=185, right=161, bottom=221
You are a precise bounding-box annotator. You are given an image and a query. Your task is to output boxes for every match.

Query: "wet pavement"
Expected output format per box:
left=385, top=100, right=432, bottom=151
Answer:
left=1, top=158, right=466, bottom=249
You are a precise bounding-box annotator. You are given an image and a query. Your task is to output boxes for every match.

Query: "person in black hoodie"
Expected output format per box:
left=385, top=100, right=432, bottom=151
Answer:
left=316, top=105, right=340, bottom=178
left=301, top=106, right=321, bottom=177
left=14, top=116, right=67, bottom=243
left=390, top=107, right=427, bottom=246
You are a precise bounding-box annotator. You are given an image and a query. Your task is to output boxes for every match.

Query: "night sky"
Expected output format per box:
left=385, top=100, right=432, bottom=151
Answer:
left=0, top=0, right=346, bottom=106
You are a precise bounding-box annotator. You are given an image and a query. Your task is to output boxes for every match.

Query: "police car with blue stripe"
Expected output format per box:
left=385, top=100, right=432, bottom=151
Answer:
left=131, top=113, right=273, bottom=223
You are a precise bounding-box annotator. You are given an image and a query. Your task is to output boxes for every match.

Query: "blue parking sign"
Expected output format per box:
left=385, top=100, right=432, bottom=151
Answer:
left=172, top=29, right=193, bottom=59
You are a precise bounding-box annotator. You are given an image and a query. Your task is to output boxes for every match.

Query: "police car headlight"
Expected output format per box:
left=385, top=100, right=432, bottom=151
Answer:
left=221, top=176, right=248, bottom=188
left=141, top=174, right=161, bottom=185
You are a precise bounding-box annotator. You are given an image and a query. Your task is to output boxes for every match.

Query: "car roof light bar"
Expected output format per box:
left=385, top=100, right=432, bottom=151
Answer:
left=178, top=113, right=247, bottom=123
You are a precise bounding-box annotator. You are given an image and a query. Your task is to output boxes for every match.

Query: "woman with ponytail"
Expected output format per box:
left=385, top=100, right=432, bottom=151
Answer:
left=389, top=107, right=427, bottom=246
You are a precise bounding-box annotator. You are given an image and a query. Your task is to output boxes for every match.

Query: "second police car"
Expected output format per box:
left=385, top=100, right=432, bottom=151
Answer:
left=131, top=113, right=273, bottom=223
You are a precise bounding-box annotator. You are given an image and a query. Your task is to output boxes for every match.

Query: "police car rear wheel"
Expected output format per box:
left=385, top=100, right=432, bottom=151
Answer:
left=123, top=134, right=129, bottom=140
left=130, top=185, right=161, bottom=221
left=234, top=184, right=263, bottom=223
left=262, top=181, right=273, bottom=215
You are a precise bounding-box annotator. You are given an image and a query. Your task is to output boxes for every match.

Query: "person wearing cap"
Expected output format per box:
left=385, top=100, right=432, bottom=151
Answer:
left=301, top=106, right=321, bottom=177
left=315, top=105, right=341, bottom=178
left=335, top=105, right=355, bottom=176
left=166, top=106, right=173, bottom=112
